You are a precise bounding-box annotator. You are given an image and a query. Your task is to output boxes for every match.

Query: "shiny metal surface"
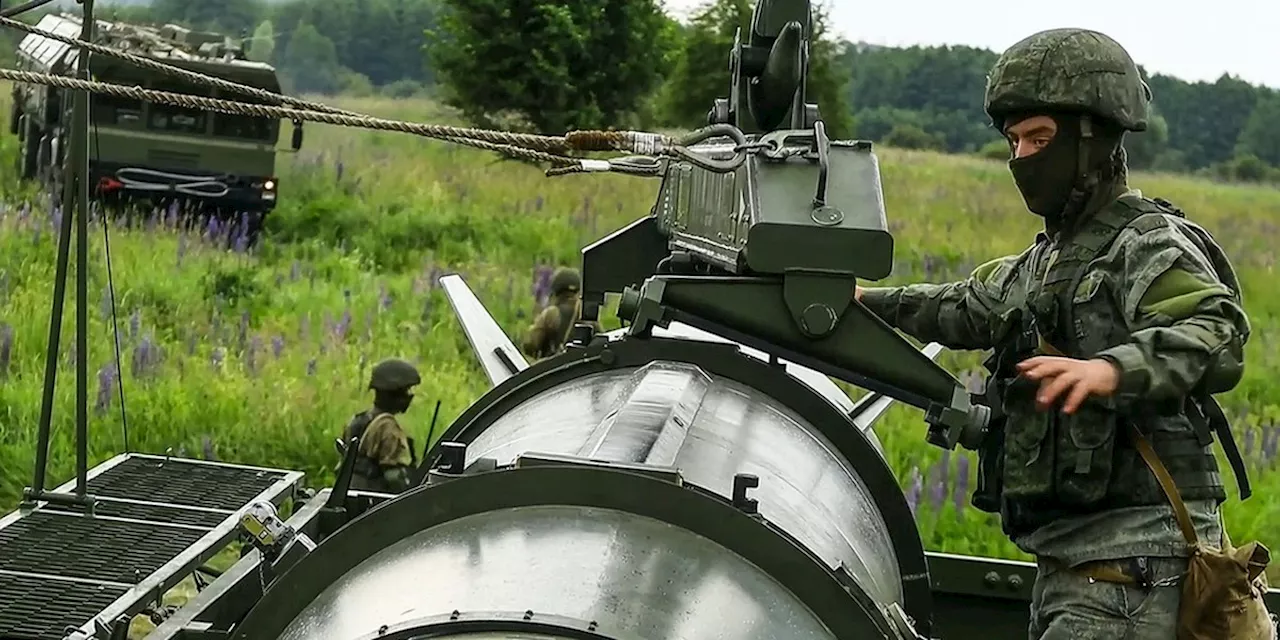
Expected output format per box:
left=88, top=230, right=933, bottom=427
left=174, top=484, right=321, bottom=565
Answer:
left=463, top=360, right=903, bottom=608
left=277, top=506, right=836, bottom=640
left=440, top=274, right=528, bottom=386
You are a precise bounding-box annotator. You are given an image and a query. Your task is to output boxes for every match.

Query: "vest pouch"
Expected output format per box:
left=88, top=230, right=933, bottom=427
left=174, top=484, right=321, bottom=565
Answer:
left=999, top=377, right=1053, bottom=502
left=1053, top=403, right=1118, bottom=507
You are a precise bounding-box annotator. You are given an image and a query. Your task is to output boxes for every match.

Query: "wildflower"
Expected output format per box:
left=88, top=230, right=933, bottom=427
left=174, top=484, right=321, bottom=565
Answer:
left=905, top=466, right=923, bottom=516
left=953, top=455, right=970, bottom=518
left=95, top=363, right=117, bottom=413
left=271, top=335, right=284, bottom=358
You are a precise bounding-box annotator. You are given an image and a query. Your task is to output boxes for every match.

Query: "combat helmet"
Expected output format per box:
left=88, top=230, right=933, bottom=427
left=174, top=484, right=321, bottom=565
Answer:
left=983, top=28, right=1152, bottom=132
left=550, top=267, right=581, bottom=296
left=368, top=358, right=421, bottom=392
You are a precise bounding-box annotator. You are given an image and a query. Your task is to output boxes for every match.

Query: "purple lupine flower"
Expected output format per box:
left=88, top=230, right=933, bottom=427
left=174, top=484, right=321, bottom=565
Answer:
left=201, top=435, right=217, bottom=461
left=95, top=363, right=117, bottom=413
left=129, top=310, right=141, bottom=338
left=246, top=336, right=261, bottom=375
left=534, top=195, right=544, bottom=211
left=905, top=466, right=923, bottom=517
left=0, top=323, right=12, bottom=378
left=1244, top=428, right=1255, bottom=457
left=306, top=358, right=317, bottom=376
left=378, top=284, right=392, bottom=310
left=334, top=310, right=351, bottom=341
left=928, top=460, right=948, bottom=513
left=166, top=201, right=179, bottom=227
left=51, top=205, right=61, bottom=232
left=532, top=265, right=554, bottom=307
left=177, top=234, right=187, bottom=267
left=271, top=335, right=284, bottom=358
left=132, top=334, right=160, bottom=377
left=1263, top=426, right=1279, bottom=461
left=953, top=455, right=970, bottom=518
left=336, top=160, right=344, bottom=181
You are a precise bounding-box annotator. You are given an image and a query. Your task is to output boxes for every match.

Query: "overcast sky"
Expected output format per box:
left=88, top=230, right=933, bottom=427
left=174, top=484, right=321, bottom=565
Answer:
left=662, top=0, right=1279, bottom=90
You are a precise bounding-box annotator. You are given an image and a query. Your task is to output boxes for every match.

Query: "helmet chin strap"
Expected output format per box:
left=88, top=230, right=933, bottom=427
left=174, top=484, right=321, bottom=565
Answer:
left=1054, top=114, right=1098, bottom=235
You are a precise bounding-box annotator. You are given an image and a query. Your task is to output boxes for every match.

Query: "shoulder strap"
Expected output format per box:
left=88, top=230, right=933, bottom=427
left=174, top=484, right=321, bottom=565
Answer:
left=1128, top=422, right=1200, bottom=548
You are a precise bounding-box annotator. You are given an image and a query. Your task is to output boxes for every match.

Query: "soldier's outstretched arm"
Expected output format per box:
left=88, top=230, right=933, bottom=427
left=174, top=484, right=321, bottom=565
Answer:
left=857, top=253, right=1021, bottom=351
left=1094, top=224, right=1250, bottom=408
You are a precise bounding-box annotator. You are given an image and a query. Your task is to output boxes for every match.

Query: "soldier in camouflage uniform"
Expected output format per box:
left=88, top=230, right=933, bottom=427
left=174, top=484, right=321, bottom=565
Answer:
left=521, top=267, right=597, bottom=359
left=340, top=358, right=421, bottom=493
left=855, top=29, right=1251, bottom=638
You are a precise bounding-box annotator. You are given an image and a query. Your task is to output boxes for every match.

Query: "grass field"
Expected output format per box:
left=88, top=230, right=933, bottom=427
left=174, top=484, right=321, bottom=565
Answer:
left=2, top=89, right=1279, bottom=579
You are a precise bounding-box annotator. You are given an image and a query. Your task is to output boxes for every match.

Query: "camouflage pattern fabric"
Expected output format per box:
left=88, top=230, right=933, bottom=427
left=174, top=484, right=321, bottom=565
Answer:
left=859, top=188, right=1248, bottom=564
left=345, top=410, right=414, bottom=493
left=521, top=296, right=582, bottom=360
left=984, top=28, right=1152, bottom=132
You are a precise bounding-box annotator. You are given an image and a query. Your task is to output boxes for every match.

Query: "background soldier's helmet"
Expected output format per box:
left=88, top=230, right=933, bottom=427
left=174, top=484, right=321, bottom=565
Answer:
left=550, top=267, right=581, bottom=296
left=368, top=358, right=421, bottom=392
left=983, top=28, right=1152, bottom=132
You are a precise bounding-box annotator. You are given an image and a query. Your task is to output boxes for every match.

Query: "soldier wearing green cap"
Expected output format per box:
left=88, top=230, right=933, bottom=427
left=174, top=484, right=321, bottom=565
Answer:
left=521, top=267, right=598, bottom=360
left=340, top=358, right=421, bottom=493
left=855, top=29, right=1254, bottom=638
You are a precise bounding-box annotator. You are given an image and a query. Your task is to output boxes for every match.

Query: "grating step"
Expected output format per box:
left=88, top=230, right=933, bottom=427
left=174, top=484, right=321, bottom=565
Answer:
left=0, top=573, right=128, bottom=640
left=0, top=511, right=209, bottom=584
left=44, top=499, right=229, bottom=529
left=85, top=456, right=287, bottom=511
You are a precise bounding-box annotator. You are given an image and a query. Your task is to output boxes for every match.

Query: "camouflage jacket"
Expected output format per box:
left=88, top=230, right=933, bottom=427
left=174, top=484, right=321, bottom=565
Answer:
left=342, top=409, right=415, bottom=493
left=860, top=190, right=1248, bottom=560
left=521, top=295, right=598, bottom=360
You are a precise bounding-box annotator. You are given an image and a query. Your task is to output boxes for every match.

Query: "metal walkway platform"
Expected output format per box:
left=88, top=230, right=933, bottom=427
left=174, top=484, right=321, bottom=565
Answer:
left=0, top=453, right=303, bottom=640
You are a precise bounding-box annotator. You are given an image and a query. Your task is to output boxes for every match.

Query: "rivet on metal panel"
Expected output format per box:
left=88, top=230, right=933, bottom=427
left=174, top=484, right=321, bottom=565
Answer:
left=984, top=571, right=1001, bottom=587
left=1008, top=574, right=1024, bottom=590
left=523, top=610, right=534, bottom=620
left=732, top=473, right=760, bottom=514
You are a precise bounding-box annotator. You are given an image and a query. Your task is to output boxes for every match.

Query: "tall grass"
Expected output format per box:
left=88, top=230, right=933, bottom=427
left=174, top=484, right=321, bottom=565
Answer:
left=2, top=89, right=1279, bottom=575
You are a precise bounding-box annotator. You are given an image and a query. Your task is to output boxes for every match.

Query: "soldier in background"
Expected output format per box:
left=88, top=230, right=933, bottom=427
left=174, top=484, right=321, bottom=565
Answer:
left=521, top=267, right=597, bottom=359
left=340, top=358, right=420, bottom=493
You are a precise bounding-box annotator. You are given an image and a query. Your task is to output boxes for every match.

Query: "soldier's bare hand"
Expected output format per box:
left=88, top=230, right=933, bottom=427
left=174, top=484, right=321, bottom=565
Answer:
left=1015, top=356, right=1119, bottom=414
left=853, top=285, right=864, bottom=301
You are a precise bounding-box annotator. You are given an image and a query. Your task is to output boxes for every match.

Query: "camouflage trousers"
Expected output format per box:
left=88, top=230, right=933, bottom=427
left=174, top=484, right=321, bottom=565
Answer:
left=1029, top=556, right=1185, bottom=639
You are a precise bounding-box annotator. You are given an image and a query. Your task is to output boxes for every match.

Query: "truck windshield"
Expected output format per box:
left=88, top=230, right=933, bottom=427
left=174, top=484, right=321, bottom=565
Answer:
left=146, top=79, right=209, bottom=135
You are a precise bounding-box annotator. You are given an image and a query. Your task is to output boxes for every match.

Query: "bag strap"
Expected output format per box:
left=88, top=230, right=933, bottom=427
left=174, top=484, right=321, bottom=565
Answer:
left=1127, top=422, right=1200, bottom=547
left=560, top=297, right=581, bottom=346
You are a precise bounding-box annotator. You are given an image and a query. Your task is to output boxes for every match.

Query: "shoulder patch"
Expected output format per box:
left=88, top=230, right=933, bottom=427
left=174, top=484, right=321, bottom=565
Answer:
left=1129, top=212, right=1169, bottom=234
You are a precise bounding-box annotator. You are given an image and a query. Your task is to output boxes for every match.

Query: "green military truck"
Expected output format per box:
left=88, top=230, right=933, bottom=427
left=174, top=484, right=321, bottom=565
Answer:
left=9, top=13, right=301, bottom=236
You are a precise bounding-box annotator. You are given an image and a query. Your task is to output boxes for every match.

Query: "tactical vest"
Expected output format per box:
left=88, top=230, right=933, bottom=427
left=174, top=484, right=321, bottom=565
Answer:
left=980, top=194, right=1247, bottom=537
left=341, top=409, right=404, bottom=492
left=533, top=297, right=580, bottom=358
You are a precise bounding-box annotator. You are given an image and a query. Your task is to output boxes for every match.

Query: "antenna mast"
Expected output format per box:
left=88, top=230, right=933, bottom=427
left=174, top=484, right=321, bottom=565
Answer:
left=22, top=0, right=98, bottom=511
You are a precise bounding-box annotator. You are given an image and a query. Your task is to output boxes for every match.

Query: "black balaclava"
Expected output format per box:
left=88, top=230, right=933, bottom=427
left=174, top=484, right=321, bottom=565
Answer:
left=1005, top=112, right=1128, bottom=234
left=374, top=389, right=414, bottom=414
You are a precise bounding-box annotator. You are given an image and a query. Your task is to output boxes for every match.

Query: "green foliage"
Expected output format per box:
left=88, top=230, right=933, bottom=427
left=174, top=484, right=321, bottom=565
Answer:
left=654, top=0, right=852, bottom=139
left=3, top=90, right=1280, bottom=582
left=277, top=23, right=341, bottom=94
left=1235, top=95, right=1280, bottom=167
left=245, top=20, right=275, bottom=63
left=425, top=0, right=676, bottom=133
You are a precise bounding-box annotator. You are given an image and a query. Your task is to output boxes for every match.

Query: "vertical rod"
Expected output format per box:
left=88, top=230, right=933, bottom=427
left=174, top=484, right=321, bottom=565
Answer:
left=74, top=0, right=93, bottom=495
left=26, top=167, right=74, bottom=498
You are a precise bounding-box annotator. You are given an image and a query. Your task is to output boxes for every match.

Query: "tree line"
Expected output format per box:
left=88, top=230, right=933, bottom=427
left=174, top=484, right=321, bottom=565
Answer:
left=17, top=0, right=1280, bottom=184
